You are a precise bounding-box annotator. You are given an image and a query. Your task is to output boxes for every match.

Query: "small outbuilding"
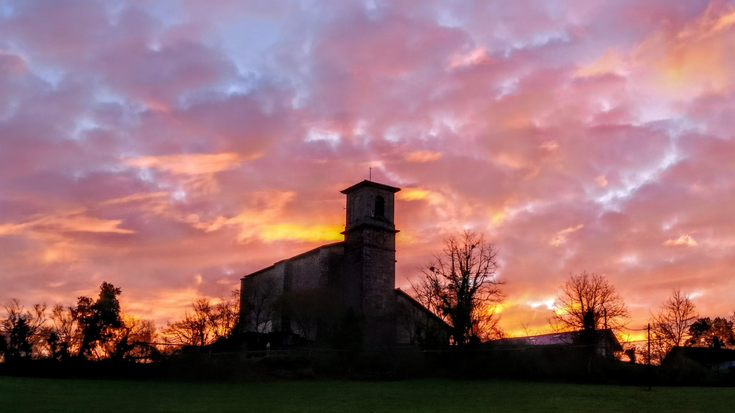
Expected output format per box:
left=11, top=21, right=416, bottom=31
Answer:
left=663, top=346, right=735, bottom=372
left=486, top=329, right=623, bottom=359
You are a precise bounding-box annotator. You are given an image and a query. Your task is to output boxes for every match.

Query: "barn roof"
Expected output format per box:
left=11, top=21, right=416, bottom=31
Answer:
left=487, top=329, right=623, bottom=351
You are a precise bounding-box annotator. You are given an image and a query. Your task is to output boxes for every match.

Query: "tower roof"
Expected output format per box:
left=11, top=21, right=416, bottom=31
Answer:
left=340, top=180, right=401, bottom=194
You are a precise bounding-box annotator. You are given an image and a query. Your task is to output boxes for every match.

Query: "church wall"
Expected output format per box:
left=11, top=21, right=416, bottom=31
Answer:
left=285, top=242, right=344, bottom=291
left=240, top=264, right=285, bottom=333
left=240, top=243, right=345, bottom=335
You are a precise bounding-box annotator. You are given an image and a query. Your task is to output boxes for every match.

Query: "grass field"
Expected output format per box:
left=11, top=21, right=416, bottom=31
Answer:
left=1, top=376, right=733, bottom=413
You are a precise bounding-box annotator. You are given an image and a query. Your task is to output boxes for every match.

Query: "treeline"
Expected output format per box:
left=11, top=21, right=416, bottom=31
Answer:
left=0, top=282, right=240, bottom=364
left=542, top=272, right=735, bottom=364
left=646, top=288, right=735, bottom=363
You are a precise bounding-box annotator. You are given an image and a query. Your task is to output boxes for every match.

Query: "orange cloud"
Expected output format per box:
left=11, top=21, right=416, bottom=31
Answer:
left=123, top=152, right=262, bottom=197
left=123, top=152, right=261, bottom=175
left=399, top=188, right=431, bottom=201
left=398, top=188, right=447, bottom=207
left=123, top=276, right=210, bottom=322
left=187, top=191, right=340, bottom=243
left=447, top=47, right=491, bottom=69
left=574, top=48, right=627, bottom=78
left=539, top=141, right=559, bottom=151
left=490, top=209, right=507, bottom=225
left=0, top=209, right=135, bottom=263
left=635, top=4, right=735, bottom=95
left=404, top=150, right=442, bottom=163
left=101, top=192, right=169, bottom=206
left=493, top=152, right=527, bottom=169
left=550, top=224, right=584, bottom=246
left=260, top=224, right=344, bottom=242
left=0, top=208, right=135, bottom=236
left=595, top=175, right=608, bottom=187
left=663, top=234, right=698, bottom=247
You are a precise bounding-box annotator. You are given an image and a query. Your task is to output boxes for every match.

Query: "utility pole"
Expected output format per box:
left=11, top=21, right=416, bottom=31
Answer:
left=604, top=308, right=608, bottom=330
left=647, top=323, right=652, bottom=391
left=647, top=323, right=651, bottom=365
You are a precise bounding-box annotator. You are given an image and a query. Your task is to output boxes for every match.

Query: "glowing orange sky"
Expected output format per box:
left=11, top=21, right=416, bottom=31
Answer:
left=1, top=0, right=734, bottom=338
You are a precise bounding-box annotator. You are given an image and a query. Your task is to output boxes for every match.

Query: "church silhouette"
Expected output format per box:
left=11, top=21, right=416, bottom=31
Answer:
left=239, top=180, right=446, bottom=347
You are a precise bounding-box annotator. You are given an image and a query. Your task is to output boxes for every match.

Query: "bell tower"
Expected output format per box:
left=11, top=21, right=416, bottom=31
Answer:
left=341, top=180, right=400, bottom=346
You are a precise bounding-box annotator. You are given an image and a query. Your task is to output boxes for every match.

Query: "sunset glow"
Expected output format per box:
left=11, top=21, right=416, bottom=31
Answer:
left=1, top=0, right=734, bottom=338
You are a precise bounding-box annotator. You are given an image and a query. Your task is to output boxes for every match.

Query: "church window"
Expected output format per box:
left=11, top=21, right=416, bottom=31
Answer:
left=375, top=195, right=385, bottom=217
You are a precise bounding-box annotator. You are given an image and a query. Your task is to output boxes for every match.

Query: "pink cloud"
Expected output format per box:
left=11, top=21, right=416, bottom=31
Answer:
left=1, top=0, right=734, bottom=335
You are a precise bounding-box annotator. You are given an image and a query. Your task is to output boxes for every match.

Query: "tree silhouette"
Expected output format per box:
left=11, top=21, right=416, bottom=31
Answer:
left=550, top=271, right=629, bottom=331
left=412, top=230, right=503, bottom=345
left=687, top=317, right=735, bottom=348
left=6, top=317, right=32, bottom=361
left=45, top=304, right=78, bottom=360
left=0, top=334, right=6, bottom=361
left=104, top=316, right=158, bottom=361
left=163, top=294, right=239, bottom=347
left=73, top=282, right=123, bottom=359
left=163, top=298, right=216, bottom=347
left=1, top=299, right=47, bottom=361
left=650, top=289, right=698, bottom=361
left=1, top=284, right=154, bottom=362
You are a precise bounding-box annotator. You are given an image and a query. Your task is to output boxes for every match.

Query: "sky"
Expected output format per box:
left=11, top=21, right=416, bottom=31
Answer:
left=1, top=0, right=735, bottom=339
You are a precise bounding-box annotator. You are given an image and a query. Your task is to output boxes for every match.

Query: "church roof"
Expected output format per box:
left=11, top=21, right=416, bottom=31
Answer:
left=395, top=288, right=451, bottom=329
left=340, top=180, right=401, bottom=194
left=240, top=241, right=344, bottom=280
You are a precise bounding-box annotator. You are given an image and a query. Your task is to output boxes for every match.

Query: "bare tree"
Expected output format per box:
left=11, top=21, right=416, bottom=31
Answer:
left=162, top=293, right=240, bottom=348
left=103, top=316, right=158, bottom=361
left=1, top=299, right=47, bottom=361
left=649, top=289, right=698, bottom=361
left=46, top=304, right=79, bottom=360
left=550, top=271, right=629, bottom=332
left=473, top=301, right=505, bottom=341
left=411, top=230, right=503, bottom=345
left=211, top=289, right=240, bottom=339
left=163, top=298, right=217, bottom=347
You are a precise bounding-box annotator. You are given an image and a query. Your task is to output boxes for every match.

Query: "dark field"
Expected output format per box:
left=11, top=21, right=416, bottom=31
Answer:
left=1, top=376, right=733, bottom=413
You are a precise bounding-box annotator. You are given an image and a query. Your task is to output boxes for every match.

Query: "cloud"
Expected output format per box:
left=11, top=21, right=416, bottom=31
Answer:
left=2, top=0, right=735, bottom=335
left=181, top=190, right=341, bottom=243
left=100, top=191, right=169, bottom=206
left=122, top=153, right=259, bottom=175
left=574, top=48, right=627, bottom=78
left=549, top=224, right=584, bottom=247
left=404, top=150, right=443, bottom=163
left=448, top=47, right=491, bottom=69
left=0, top=50, right=28, bottom=74
left=632, top=3, right=735, bottom=96
left=260, top=224, right=343, bottom=242
left=663, top=234, right=698, bottom=247
left=398, top=188, right=431, bottom=201
left=0, top=208, right=135, bottom=236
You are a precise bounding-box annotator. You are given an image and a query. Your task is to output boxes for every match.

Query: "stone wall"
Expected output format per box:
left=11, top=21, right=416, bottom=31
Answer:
left=240, top=242, right=344, bottom=335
